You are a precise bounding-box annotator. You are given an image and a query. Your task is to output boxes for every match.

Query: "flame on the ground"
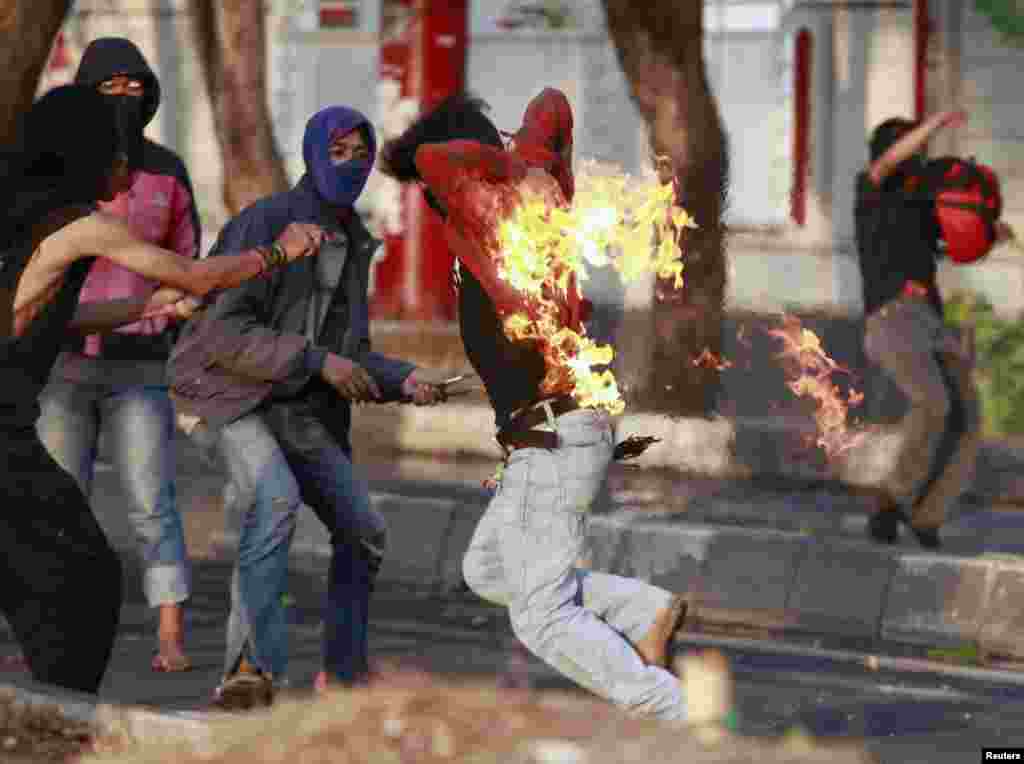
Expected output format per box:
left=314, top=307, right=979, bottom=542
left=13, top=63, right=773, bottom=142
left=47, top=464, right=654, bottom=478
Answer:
left=766, top=316, right=866, bottom=459
left=692, top=348, right=733, bottom=371
left=498, top=160, right=695, bottom=414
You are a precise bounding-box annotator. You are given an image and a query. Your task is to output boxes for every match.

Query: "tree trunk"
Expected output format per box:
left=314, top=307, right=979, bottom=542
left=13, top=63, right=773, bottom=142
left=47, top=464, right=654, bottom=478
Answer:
left=0, top=0, right=73, bottom=146
left=603, top=1, right=729, bottom=416
left=189, top=0, right=289, bottom=215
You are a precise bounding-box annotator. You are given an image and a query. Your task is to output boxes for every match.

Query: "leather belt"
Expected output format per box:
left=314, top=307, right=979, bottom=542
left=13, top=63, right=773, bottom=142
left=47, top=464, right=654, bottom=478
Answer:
left=497, top=429, right=559, bottom=452
left=496, top=395, right=580, bottom=452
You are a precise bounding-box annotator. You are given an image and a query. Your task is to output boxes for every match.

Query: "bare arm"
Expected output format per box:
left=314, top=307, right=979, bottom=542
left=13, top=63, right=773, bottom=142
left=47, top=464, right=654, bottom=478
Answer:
left=19, top=212, right=322, bottom=308
left=868, top=110, right=966, bottom=185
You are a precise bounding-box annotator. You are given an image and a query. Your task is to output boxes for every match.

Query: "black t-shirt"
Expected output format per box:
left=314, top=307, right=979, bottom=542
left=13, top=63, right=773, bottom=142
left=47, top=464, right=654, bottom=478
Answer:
left=0, top=208, right=95, bottom=430
left=456, top=265, right=545, bottom=431
left=854, top=170, right=943, bottom=316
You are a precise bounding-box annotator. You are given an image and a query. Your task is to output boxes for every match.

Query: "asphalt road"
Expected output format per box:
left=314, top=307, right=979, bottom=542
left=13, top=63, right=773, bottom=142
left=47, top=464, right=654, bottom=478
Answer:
left=3, top=448, right=1024, bottom=764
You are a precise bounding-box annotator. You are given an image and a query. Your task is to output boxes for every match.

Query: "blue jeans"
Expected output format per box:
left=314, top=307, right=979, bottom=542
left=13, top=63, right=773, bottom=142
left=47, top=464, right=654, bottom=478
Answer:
left=203, top=404, right=387, bottom=681
left=463, top=408, right=686, bottom=721
left=36, top=380, right=190, bottom=607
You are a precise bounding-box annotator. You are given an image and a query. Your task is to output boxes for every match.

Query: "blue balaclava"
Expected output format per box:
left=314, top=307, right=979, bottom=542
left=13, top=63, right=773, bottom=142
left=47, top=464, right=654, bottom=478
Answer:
left=303, top=105, right=376, bottom=207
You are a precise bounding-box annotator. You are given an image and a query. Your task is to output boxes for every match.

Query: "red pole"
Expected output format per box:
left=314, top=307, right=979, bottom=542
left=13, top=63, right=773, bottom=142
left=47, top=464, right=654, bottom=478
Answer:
left=791, top=28, right=812, bottom=227
left=414, top=0, right=467, bottom=321
left=914, top=0, right=929, bottom=122
left=372, top=2, right=417, bottom=320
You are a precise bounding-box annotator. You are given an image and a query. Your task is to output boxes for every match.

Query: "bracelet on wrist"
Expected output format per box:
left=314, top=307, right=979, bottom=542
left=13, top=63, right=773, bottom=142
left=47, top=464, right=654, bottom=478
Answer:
left=255, top=245, right=274, bottom=274
left=269, top=242, right=288, bottom=269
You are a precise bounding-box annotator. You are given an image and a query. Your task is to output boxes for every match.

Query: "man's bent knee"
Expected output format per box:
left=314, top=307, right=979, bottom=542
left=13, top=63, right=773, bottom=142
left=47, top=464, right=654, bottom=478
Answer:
left=461, top=553, right=507, bottom=605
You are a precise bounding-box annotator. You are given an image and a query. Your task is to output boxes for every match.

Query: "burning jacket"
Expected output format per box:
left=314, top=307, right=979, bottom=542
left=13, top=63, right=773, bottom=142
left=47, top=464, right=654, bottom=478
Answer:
left=412, top=88, right=590, bottom=397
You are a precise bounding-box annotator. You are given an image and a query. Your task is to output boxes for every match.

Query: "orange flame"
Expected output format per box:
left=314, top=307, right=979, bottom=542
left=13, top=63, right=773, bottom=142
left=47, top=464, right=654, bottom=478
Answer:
left=766, top=315, right=866, bottom=459
left=498, top=161, right=692, bottom=415
left=692, top=348, right=733, bottom=371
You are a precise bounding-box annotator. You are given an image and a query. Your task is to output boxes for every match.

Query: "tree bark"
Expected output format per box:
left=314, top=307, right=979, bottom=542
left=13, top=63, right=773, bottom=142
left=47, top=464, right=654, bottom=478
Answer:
left=189, top=0, right=289, bottom=215
left=603, top=1, right=729, bottom=416
left=0, top=0, right=73, bottom=146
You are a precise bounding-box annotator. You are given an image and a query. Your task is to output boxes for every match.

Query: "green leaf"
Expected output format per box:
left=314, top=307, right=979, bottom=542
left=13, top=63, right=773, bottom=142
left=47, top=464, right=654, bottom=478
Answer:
left=975, top=0, right=1024, bottom=46
left=927, top=643, right=982, bottom=664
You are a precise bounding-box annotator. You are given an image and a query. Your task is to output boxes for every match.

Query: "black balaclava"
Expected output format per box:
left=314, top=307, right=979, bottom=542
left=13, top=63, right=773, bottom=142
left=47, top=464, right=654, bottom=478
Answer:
left=74, top=38, right=160, bottom=171
left=1, top=85, right=119, bottom=247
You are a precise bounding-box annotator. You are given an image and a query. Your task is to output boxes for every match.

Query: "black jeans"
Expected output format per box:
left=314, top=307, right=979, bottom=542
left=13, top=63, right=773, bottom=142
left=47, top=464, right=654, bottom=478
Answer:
left=0, top=432, right=122, bottom=693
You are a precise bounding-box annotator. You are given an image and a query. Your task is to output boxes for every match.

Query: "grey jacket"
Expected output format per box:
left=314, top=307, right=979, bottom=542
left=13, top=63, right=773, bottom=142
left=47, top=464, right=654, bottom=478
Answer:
left=168, top=175, right=414, bottom=434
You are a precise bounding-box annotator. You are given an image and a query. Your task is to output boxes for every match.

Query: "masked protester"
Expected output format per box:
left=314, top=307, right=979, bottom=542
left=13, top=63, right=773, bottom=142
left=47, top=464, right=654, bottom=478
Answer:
left=380, top=90, right=728, bottom=724
left=34, top=38, right=203, bottom=674
left=0, top=84, right=323, bottom=695
left=168, top=106, right=446, bottom=710
left=856, top=110, right=1007, bottom=549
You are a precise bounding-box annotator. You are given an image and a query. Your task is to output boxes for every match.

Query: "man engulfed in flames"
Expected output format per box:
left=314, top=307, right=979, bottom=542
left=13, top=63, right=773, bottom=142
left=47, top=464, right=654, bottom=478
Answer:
left=498, top=160, right=693, bottom=414
left=379, top=91, right=731, bottom=725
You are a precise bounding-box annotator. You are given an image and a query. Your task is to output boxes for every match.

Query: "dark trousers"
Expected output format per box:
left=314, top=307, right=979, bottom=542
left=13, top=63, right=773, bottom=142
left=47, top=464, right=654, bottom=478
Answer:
left=864, top=298, right=981, bottom=528
left=264, top=403, right=381, bottom=683
left=211, top=398, right=385, bottom=682
left=0, top=432, right=122, bottom=693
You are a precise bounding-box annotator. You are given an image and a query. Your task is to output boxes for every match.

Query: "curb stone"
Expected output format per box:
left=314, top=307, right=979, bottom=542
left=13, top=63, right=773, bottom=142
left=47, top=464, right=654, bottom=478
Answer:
left=211, top=489, right=1024, bottom=661
left=585, top=514, right=1024, bottom=659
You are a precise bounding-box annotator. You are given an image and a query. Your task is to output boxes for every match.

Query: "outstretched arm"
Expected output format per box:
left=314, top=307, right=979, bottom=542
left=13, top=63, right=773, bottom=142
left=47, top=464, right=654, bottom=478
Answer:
left=869, top=110, right=966, bottom=185
left=20, top=211, right=320, bottom=305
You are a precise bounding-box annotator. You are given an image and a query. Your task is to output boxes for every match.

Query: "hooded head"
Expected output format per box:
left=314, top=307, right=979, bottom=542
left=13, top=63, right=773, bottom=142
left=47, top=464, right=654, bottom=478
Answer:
left=511, top=88, right=574, bottom=202
left=1, top=85, right=122, bottom=245
left=303, top=106, right=376, bottom=208
left=75, top=38, right=160, bottom=171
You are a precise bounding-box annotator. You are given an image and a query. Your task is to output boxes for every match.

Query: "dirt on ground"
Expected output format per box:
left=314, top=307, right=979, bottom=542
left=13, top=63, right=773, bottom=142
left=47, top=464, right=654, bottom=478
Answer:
left=80, top=669, right=874, bottom=764
left=0, top=689, right=131, bottom=764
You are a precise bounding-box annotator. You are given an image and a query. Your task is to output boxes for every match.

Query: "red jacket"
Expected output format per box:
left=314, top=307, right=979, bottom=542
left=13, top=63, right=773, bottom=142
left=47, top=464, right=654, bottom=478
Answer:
left=412, top=89, right=590, bottom=395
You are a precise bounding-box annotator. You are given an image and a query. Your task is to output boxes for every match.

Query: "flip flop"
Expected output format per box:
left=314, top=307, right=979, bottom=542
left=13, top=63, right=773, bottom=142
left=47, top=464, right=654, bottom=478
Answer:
left=152, top=650, right=192, bottom=673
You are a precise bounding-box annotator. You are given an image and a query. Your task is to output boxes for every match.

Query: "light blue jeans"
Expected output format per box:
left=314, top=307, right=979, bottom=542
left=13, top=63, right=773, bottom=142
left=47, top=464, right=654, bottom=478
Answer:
left=462, top=408, right=687, bottom=721
left=202, top=407, right=387, bottom=681
left=36, top=380, right=190, bottom=607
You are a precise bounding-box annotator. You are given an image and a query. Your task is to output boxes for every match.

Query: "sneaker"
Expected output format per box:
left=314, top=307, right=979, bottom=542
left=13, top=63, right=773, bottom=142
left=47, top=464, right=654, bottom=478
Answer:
left=909, top=525, right=941, bottom=550
left=212, top=660, right=274, bottom=711
left=866, top=490, right=904, bottom=545
left=867, top=509, right=901, bottom=545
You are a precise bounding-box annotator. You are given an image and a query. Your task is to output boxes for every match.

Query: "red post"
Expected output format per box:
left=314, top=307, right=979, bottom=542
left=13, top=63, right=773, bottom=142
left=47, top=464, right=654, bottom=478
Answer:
left=914, top=0, right=929, bottom=122
left=791, top=28, right=812, bottom=227
left=414, top=0, right=467, bottom=320
left=371, top=0, right=467, bottom=321
left=372, top=3, right=417, bottom=320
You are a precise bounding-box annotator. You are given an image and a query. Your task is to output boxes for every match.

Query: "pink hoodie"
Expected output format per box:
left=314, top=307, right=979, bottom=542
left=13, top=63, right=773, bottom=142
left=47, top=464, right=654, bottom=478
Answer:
left=78, top=165, right=198, bottom=357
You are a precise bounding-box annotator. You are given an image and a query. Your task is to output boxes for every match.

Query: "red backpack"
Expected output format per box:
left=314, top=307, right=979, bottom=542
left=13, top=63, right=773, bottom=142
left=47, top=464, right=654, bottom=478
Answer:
left=927, top=156, right=1002, bottom=264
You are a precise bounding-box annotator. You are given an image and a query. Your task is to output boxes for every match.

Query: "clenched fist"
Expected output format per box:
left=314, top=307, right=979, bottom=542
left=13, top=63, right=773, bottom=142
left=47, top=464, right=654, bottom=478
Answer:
left=321, top=353, right=381, bottom=403
left=274, top=222, right=327, bottom=263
